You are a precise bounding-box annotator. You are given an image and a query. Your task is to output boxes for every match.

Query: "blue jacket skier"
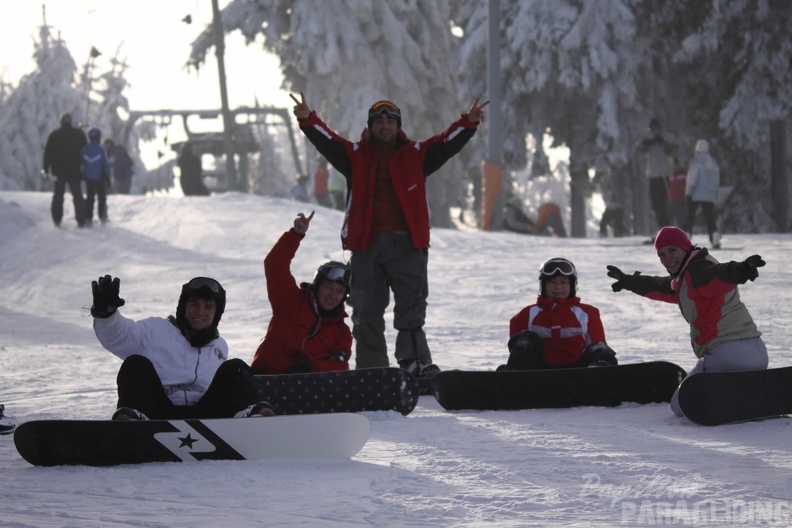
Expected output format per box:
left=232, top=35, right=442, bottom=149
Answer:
left=81, top=128, right=111, bottom=225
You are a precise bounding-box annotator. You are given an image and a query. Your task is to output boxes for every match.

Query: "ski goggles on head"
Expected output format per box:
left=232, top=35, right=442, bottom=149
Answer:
left=368, top=101, right=401, bottom=121
left=324, top=267, right=352, bottom=289
left=540, top=259, right=576, bottom=277
left=185, top=277, right=223, bottom=294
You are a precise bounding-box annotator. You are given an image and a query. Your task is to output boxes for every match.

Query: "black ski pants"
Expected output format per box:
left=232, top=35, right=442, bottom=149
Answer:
left=116, top=355, right=262, bottom=419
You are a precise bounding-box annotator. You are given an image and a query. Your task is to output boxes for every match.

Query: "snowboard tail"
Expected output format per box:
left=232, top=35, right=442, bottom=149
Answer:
left=678, top=366, right=792, bottom=426
left=253, top=367, right=420, bottom=416
left=14, top=414, right=371, bottom=466
left=432, top=361, right=686, bottom=411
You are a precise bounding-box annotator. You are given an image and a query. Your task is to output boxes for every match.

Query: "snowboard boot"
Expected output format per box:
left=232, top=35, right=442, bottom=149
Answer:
left=111, top=407, right=149, bottom=421
left=235, top=401, right=276, bottom=418
left=0, top=404, right=15, bottom=435
left=399, top=359, right=441, bottom=380
left=579, top=342, right=618, bottom=368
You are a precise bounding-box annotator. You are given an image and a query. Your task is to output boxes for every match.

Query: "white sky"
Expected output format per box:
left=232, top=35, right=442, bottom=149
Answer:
left=0, top=0, right=287, bottom=111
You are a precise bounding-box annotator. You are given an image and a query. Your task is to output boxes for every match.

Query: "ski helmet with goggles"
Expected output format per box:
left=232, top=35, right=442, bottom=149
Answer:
left=367, top=100, right=402, bottom=129
left=538, top=257, right=577, bottom=298
left=313, top=261, right=352, bottom=295
left=175, top=277, right=226, bottom=329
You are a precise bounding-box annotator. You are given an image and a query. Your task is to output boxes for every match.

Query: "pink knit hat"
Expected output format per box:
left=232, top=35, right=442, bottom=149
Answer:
left=654, top=226, right=693, bottom=254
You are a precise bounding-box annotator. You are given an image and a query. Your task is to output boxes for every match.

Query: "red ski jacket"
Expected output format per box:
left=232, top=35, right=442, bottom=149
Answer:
left=510, top=296, right=607, bottom=368
left=251, top=230, right=352, bottom=374
left=298, top=111, right=478, bottom=251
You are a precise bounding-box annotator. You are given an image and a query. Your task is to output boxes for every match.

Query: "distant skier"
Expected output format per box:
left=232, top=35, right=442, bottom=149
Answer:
left=42, top=112, right=88, bottom=227
left=90, top=275, right=274, bottom=420
left=81, top=128, right=111, bottom=226
left=499, top=257, right=616, bottom=371
left=606, top=226, right=768, bottom=417
left=103, top=138, right=134, bottom=194
left=0, top=404, right=14, bottom=435
left=178, top=142, right=209, bottom=196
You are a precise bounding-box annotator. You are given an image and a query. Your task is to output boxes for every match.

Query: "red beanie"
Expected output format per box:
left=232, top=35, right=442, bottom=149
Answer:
left=654, top=226, right=692, bottom=254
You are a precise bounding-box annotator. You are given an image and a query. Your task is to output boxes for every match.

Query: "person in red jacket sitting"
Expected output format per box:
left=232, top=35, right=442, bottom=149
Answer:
left=251, top=211, right=353, bottom=374
left=498, top=257, right=617, bottom=371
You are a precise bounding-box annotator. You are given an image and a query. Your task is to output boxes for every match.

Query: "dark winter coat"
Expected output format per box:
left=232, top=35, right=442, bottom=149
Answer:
left=108, top=144, right=134, bottom=180
left=298, top=111, right=478, bottom=251
left=627, top=249, right=760, bottom=358
left=43, top=124, right=88, bottom=180
left=251, top=230, right=352, bottom=374
left=510, top=296, right=607, bottom=367
left=81, top=139, right=111, bottom=182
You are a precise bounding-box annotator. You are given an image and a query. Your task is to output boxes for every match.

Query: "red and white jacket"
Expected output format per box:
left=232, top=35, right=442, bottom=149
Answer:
left=298, top=111, right=478, bottom=251
left=251, top=230, right=352, bottom=374
left=510, top=296, right=607, bottom=368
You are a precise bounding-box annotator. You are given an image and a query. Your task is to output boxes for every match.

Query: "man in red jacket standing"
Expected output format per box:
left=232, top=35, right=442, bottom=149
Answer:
left=289, top=93, right=488, bottom=381
left=252, top=211, right=352, bottom=374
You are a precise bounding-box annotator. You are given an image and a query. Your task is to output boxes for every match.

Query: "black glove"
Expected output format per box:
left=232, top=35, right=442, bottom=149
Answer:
left=91, top=275, right=126, bottom=318
left=740, top=255, right=765, bottom=282
left=606, top=265, right=633, bottom=293
left=282, top=359, right=312, bottom=374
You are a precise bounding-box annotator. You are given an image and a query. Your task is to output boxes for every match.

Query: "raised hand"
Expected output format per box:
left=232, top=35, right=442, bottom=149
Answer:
left=289, top=92, right=311, bottom=120
left=466, top=97, right=491, bottom=124
left=91, top=275, right=126, bottom=318
left=293, top=210, right=315, bottom=235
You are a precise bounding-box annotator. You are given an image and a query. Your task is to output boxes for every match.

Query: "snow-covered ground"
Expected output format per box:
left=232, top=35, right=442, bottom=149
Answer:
left=1, top=190, right=790, bottom=527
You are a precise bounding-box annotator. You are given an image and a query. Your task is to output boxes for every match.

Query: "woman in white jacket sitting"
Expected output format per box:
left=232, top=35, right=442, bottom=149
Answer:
left=91, top=275, right=274, bottom=420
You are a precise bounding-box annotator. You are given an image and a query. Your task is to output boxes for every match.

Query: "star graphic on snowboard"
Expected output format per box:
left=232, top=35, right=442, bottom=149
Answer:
left=178, top=433, right=199, bottom=449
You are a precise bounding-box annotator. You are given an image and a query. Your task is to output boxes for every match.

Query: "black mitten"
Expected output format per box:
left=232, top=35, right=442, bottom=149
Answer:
left=606, top=265, right=639, bottom=293
left=740, top=255, right=765, bottom=282
left=282, top=359, right=312, bottom=374
left=91, top=275, right=126, bottom=318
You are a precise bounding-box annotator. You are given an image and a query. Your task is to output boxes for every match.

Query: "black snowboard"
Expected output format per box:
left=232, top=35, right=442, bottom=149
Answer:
left=432, top=361, right=686, bottom=411
left=677, top=366, right=792, bottom=426
left=253, top=367, right=420, bottom=416
left=14, top=414, right=371, bottom=466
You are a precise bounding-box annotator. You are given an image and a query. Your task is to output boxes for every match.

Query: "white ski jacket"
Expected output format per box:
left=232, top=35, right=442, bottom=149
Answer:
left=94, top=311, right=228, bottom=406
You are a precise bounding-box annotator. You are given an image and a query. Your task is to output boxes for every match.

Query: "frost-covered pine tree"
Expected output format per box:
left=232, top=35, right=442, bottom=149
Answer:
left=0, top=19, right=85, bottom=191
left=456, top=0, right=654, bottom=236
left=188, top=0, right=469, bottom=227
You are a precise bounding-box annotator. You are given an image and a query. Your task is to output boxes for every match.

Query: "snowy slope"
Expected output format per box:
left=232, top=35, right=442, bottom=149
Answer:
left=1, top=191, right=791, bottom=527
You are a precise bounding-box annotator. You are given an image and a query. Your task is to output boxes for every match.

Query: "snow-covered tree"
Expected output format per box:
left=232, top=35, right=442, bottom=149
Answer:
left=188, top=0, right=469, bottom=227
left=0, top=22, right=85, bottom=191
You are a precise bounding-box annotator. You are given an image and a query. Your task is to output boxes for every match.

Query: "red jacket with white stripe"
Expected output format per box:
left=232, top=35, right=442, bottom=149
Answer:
left=251, top=230, right=352, bottom=374
left=510, top=296, right=607, bottom=367
left=298, top=111, right=478, bottom=251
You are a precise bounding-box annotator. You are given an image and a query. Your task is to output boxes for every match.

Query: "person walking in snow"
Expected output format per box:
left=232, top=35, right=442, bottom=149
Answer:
left=42, top=112, right=88, bottom=227
left=289, top=92, right=488, bottom=381
left=178, top=142, right=209, bottom=196
left=252, top=211, right=352, bottom=374
left=103, top=138, right=134, bottom=194
left=0, top=404, right=14, bottom=435
left=313, top=158, right=333, bottom=208
left=683, top=139, right=721, bottom=249
left=81, top=128, right=111, bottom=226
left=606, top=226, right=768, bottom=417
left=635, top=118, right=677, bottom=232
left=90, top=275, right=274, bottom=420
left=499, top=257, right=617, bottom=371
